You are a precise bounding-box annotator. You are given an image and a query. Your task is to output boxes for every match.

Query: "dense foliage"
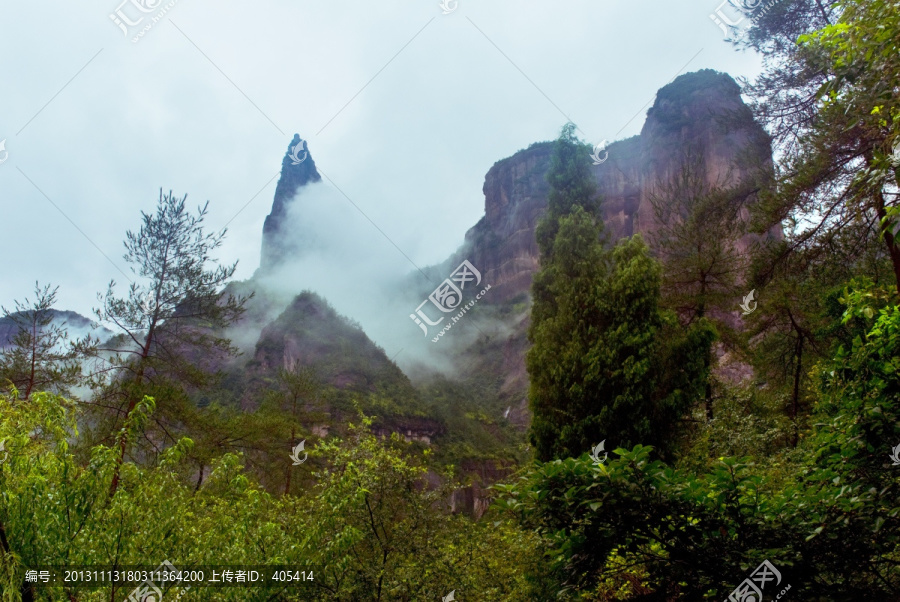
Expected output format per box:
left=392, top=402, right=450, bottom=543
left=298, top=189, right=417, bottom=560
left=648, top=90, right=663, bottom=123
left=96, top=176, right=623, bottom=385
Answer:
left=1, top=1, right=899, bottom=599
left=0, top=397, right=542, bottom=601
left=527, top=129, right=715, bottom=462
left=500, top=281, right=900, bottom=599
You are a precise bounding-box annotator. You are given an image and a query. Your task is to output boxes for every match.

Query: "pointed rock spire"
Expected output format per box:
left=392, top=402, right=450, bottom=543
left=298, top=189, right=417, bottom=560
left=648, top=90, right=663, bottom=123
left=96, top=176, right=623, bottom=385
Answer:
left=260, top=134, right=322, bottom=271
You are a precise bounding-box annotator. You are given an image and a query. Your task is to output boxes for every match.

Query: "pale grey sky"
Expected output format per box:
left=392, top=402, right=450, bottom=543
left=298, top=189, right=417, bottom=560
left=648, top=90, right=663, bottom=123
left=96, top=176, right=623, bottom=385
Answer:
left=0, top=0, right=763, bottom=322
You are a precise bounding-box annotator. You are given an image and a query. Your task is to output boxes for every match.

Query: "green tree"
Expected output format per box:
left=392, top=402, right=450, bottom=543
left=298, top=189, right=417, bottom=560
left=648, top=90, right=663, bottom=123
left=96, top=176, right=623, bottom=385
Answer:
left=0, top=391, right=542, bottom=601
left=0, top=283, right=83, bottom=400
left=648, top=146, right=746, bottom=324
left=528, top=124, right=606, bottom=461
left=737, top=0, right=900, bottom=448
left=528, top=127, right=714, bottom=461
left=647, top=146, right=749, bottom=421
left=0, top=390, right=308, bottom=602
left=502, top=280, right=900, bottom=600
left=739, top=0, right=841, bottom=151
left=269, top=365, right=321, bottom=495
left=800, top=0, right=900, bottom=291
left=176, top=400, right=290, bottom=494
left=528, top=210, right=713, bottom=461
left=534, top=122, right=602, bottom=258
left=301, top=416, right=544, bottom=601
left=742, top=0, right=900, bottom=297
left=528, top=205, right=608, bottom=461
left=743, top=239, right=874, bottom=447
left=87, top=189, right=249, bottom=495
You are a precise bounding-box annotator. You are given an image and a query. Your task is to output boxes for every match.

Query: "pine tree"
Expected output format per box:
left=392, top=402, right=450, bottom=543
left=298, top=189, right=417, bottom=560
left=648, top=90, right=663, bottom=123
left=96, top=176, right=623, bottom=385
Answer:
left=742, top=0, right=900, bottom=296
left=527, top=126, right=714, bottom=461
left=87, top=189, right=249, bottom=495
left=646, top=146, right=748, bottom=420
left=648, top=146, right=745, bottom=322
left=534, top=123, right=602, bottom=258
left=0, top=283, right=83, bottom=399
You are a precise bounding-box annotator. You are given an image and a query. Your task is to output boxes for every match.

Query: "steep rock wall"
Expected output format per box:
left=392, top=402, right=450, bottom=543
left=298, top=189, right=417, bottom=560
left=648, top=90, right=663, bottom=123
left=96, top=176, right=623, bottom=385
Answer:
left=458, top=69, right=779, bottom=303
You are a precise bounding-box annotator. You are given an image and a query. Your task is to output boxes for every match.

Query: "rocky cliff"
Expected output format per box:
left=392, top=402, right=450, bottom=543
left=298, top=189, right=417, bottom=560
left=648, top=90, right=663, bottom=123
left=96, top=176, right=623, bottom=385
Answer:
left=413, top=69, right=781, bottom=435
left=259, top=134, right=322, bottom=271
left=458, top=69, right=778, bottom=303
left=259, top=71, right=776, bottom=306
left=249, top=69, right=779, bottom=434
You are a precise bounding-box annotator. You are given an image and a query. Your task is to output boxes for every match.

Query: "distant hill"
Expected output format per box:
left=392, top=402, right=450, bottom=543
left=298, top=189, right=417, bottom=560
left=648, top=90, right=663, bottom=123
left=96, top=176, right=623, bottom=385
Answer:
left=0, top=309, right=112, bottom=348
left=239, top=290, right=433, bottom=423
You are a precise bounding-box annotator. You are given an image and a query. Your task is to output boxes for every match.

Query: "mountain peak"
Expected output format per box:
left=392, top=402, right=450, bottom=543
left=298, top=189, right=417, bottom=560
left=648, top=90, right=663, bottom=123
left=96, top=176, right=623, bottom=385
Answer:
left=459, top=69, right=777, bottom=302
left=260, top=134, right=322, bottom=271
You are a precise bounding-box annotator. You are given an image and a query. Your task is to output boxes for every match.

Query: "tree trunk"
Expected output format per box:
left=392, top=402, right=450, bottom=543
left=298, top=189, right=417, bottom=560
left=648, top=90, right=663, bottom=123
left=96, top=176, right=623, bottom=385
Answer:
left=0, top=518, right=35, bottom=601
left=697, top=286, right=713, bottom=421
left=25, top=319, right=37, bottom=400
left=791, top=333, right=804, bottom=447
left=285, top=427, right=295, bottom=495
left=108, top=248, right=171, bottom=496
left=108, top=393, right=139, bottom=497
left=108, top=353, right=150, bottom=497
left=195, top=462, right=205, bottom=492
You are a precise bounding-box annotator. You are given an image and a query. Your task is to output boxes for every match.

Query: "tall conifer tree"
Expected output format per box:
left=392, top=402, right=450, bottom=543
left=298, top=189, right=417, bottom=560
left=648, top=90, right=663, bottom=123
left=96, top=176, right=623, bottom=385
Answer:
left=527, top=125, right=714, bottom=461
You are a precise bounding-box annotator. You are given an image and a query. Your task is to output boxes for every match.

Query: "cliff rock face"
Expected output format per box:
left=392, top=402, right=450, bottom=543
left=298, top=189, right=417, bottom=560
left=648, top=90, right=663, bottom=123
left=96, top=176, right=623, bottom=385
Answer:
left=461, top=69, right=778, bottom=303
left=259, top=134, right=322, bottom=271
left=462, top=142, right=553, bottom=304
left=259, top=71, right=775, bottom=305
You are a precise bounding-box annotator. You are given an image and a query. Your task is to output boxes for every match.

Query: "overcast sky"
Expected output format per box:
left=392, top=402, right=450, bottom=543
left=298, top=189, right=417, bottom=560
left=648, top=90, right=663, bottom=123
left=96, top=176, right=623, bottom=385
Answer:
left=0, top=0, right=763, bottom=323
